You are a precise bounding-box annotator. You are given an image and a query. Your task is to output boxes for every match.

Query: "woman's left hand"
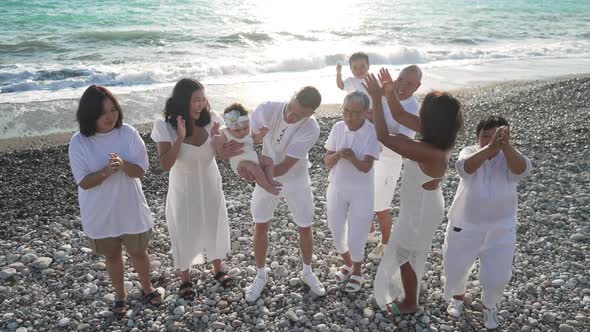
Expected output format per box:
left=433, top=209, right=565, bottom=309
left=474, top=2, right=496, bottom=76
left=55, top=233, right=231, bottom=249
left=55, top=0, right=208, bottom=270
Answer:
left=109, top=153, right=124, bottom=172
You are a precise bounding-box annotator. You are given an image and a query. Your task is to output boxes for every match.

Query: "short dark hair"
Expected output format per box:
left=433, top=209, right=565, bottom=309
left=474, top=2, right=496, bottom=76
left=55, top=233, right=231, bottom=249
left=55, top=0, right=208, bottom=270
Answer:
left=476, top=115, right=509, bottom=136
left=419, top=91, right=463, bottom=150
left=294, top=86, right=322, bottom=110
left=164, top=78, right=210, bottom=137
left=349, top=52, right=369, bottom=66
left=76, top=85, right=123, bottom=137
left=224, top=103, right=248, bottom=116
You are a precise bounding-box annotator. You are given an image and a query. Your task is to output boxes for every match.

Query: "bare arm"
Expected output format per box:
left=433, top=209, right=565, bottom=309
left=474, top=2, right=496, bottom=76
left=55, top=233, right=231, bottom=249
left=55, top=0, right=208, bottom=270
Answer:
left=501, top=127, right=527, bottom=174
left=463, top=128, right=503, bottom=174
left=365, top=73, right=438, bottom=163
left=324, top=150, right=340, bottom=169
left=336, top=64, right=344, bottom=90
left=157, top=140, right=182, bottom=171
left=274, top=156, right=299, bottom=177
left=341, top=149, right=374, bottom=173
left=379, top=68, right=421, bottom=133
left=78, top=165, right=115, bottom=190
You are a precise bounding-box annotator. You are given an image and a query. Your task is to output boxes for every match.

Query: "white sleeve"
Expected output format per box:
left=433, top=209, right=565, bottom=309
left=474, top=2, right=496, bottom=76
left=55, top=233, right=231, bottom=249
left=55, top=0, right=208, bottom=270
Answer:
left=286, top=119, right=320, bottom=159
left=127, top=126, right=149, bottom=171
left=343, top=77, right=355, bottom=92
left=508, top=154, right=532, bottom=182
left=324, top=124, right=338, bottom=152
left=397, top=99, right=420, bottom=138
left=150, top=118, right=174, bottom=143
left=68, top=135, right=89, bottom=185
left=455, top=145, right=480, bottom=179
left=365, top=130, right=381, bottom=160
left=250, top=102, right=274, bottom=134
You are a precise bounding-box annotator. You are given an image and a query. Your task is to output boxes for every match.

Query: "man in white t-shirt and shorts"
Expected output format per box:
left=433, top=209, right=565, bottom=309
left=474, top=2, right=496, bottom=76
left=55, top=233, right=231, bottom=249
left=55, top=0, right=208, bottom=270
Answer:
left=367, top=65, right=423, bottom=260
left=241, top=86, right=326, bottom=302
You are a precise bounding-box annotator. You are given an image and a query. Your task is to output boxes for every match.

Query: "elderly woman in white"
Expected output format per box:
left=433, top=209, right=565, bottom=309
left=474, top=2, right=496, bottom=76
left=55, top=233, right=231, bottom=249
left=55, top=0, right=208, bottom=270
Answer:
left=443, top=115, right=531, bottom=330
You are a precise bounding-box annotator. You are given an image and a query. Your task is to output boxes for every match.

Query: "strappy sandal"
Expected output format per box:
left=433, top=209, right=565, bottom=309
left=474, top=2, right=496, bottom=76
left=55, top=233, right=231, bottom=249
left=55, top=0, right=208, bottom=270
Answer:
left=214, top=271, right=235, bottom=288
left=344, top=274, right=364, bottom=293
left=334, top=265, right=353, bottom=283
left=111, top=299, right=127, bottom=319
left=142, top=289, right=162, bottom=306
left=178, top=281, right=196, bottom=300
left=387, top=302, right=417, bottom=315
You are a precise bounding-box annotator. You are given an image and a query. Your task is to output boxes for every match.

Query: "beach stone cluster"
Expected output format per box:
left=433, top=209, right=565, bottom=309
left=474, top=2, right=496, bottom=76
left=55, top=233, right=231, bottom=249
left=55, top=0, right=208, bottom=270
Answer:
left=1, top=77, right=589, bottom=331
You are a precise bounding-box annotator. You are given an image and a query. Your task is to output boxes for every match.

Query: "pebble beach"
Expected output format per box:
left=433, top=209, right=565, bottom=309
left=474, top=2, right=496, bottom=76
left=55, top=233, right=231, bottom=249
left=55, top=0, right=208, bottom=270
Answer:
left=1, top=76, right=589, bottom=331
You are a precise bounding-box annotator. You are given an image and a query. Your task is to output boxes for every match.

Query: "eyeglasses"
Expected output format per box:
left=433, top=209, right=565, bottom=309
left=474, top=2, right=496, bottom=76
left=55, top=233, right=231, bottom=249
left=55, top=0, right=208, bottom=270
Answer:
left=341, top=107, right=364, bottom=115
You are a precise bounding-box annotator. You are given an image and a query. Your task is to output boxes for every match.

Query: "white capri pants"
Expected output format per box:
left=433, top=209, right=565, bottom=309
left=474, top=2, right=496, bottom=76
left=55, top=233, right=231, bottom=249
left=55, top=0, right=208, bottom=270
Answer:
left=251, top=183, right=315, bottom=227
left=443, top=222, right=516, bottom=309
left=373, top=154, right=403, bottom=212
left=327, top=184, right=374, bottom=262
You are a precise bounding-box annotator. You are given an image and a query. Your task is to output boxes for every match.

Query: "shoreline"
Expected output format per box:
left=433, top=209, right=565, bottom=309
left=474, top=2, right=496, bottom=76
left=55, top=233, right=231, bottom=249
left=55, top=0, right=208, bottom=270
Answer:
left=1, top=75, right=588, bottom=331
left=1, top=73, right=589, bottom=153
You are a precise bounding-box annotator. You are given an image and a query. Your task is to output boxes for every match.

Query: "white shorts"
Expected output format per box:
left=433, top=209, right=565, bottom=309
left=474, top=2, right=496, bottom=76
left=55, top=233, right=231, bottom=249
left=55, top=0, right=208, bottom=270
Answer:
left=250, top=183, right=315, bottom=227
left=373, top=155, right=403, bottom=212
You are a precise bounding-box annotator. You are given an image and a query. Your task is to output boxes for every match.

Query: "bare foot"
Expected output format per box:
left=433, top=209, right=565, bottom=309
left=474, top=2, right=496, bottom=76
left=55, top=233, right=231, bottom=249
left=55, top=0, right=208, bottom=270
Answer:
left=269, top=179, right=282, bottom=187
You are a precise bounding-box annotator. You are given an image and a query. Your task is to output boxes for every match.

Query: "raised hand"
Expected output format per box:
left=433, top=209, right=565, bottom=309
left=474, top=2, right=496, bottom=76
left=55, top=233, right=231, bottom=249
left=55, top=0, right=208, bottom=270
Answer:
left=378, top=68, right=397, bottom=98
left=363, top=73, right=383, bottom=99
left=336, top=64, right=342, bottom=72
left=487, top=127, right=504, bottom=155
left=211, top=121, right=220, bottom=136
left=176, top=115, right=186, bottom=140
left=500, top=126, right=510, bottom=147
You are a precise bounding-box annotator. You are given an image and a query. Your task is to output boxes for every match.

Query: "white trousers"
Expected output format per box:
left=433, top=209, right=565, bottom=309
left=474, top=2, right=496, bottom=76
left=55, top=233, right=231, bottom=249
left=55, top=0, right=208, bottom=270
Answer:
left=443, top=223, right=516, bottom=309
left=373, top=154, right=403, bottom=212
left=327, top=184, right=374, bottom=262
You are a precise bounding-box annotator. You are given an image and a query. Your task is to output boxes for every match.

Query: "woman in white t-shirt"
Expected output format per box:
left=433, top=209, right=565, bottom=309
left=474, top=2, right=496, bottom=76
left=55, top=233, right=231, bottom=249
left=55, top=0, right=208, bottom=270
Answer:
left=151, top=78, right=233, bottom=300
left=68, top=85, right=161, bottom=319
left=324, top=91, right=380, bottom=293
left=443, top=116, right=531, bottom=330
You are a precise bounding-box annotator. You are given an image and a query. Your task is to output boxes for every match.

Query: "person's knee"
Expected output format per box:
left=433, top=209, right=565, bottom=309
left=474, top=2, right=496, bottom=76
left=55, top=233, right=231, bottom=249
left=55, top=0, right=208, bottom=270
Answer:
left=127, top=248, right=149, bottom=260
left=103, top=244, right=123, bottom=261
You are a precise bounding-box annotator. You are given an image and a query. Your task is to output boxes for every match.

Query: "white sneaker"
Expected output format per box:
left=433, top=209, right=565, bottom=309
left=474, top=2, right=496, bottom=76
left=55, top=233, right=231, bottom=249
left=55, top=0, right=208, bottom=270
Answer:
left=368, top=243, right=386, bottom=260
left=367, top=231, right=381, bottom=244
left=483, top=307, right=500, bottom=330
left=245, top=275, right=268, bottom=302
left=446, top=298, right=464, bottom=318
left=300, top=271, right=326, bottom=296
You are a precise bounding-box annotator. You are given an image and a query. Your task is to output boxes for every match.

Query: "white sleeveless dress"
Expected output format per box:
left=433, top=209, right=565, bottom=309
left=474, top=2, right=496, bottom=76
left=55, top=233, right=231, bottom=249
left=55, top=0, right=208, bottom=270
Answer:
left=374, top=159, right=444, bottom=310
left=151, top=114, right=230, bottom=270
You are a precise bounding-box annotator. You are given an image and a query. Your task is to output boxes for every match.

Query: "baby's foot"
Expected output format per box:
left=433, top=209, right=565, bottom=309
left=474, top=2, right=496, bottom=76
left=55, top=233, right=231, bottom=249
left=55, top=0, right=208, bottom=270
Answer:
left=269, top=179, right=282, bottom=187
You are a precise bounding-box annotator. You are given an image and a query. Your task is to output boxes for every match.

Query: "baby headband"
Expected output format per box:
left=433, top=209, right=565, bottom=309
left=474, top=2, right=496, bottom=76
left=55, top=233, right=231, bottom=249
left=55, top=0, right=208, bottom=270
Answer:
left=224, top=110, right=250, bottom=129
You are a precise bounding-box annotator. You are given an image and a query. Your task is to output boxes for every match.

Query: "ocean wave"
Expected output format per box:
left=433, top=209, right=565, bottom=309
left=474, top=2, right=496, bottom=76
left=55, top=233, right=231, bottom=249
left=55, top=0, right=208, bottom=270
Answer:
left=76, top=30, right=173, bottom=45
left=0, top=40, right=65, bottom=56
left=215, top=32, right=273, bottom=46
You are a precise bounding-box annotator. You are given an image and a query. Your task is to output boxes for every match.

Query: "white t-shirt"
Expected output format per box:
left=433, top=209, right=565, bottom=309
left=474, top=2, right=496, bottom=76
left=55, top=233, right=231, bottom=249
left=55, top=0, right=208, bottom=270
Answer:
left=343, top=77, right=371, bottom=108
left=325, top=120, right=380, bottom=190
left=68, top=124, right=153, bottom=239
left=250, top=101, right=320, bottom=190
left=380, top=95, right=421, bottom=158
left=447, top=145, right=532, bottom=230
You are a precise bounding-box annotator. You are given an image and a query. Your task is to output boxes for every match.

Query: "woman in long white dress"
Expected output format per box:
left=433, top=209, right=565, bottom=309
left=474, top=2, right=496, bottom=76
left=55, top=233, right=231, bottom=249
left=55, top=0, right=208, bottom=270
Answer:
left=151, top=78, right=234, bottom=299
left=365, top=69, right=463, bottom=315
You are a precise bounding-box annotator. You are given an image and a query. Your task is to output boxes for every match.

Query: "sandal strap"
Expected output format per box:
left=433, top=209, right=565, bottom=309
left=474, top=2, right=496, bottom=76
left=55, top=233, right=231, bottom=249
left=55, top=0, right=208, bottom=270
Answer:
left=214, top=271, right=227, bottom=280
left=340, top=265, right=353, bottom=272
left=348, top=274, right=363, bottom=283
left=388, top=302, right=401, bottom=315
left=144, top=290, right=161, bottom=301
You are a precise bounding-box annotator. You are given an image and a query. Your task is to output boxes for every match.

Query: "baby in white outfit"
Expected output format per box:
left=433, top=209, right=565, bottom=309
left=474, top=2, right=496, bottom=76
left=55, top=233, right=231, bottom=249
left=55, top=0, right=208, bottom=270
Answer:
left=212, top=103, right=281, bottom=195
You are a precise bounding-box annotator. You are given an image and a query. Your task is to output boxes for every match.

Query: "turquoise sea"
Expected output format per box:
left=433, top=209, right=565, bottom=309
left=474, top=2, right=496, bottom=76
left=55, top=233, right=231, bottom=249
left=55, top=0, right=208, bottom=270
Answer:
left=1, top=0, right=589, bottom=138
